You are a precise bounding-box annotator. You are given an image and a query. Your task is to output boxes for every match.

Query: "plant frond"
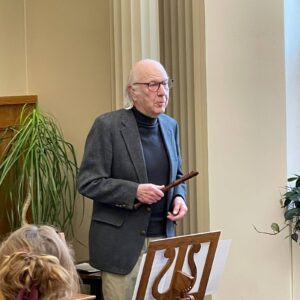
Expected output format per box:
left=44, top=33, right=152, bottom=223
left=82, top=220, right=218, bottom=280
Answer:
left=0, top=105, right=80, bottom=236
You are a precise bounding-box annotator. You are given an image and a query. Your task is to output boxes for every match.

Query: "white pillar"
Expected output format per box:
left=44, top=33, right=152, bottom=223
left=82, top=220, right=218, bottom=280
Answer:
left=109, top=0, right=160, bottom=109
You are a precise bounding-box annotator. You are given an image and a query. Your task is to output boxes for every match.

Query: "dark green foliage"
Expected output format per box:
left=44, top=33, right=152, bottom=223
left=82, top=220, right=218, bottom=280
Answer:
left=0, top=106, right=78, bottom=236
left=272, top=174, right=300, bottom=243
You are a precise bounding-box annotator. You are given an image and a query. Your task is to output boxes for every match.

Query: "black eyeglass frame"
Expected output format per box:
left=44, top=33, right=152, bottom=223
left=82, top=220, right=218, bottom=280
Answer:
left=132, top=78, right=173, bottom=92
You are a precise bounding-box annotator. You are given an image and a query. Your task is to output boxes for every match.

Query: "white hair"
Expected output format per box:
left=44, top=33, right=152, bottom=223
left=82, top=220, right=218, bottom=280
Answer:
left=123, top=68, right=134, bottom=109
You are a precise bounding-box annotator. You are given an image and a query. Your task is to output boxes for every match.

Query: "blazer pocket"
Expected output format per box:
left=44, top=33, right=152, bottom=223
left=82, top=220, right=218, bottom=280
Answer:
left=92, top=203, right=128, bottom=227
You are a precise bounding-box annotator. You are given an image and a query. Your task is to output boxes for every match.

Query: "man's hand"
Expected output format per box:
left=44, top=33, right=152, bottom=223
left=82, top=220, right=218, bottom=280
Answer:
left=167, top=196, right=188, bottom=221
left=136, top=183, right=164, bottom=205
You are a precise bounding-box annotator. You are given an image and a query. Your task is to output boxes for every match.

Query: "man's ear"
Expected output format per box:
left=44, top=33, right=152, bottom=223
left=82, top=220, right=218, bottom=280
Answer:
left=128, top=85, right=136, bottom=101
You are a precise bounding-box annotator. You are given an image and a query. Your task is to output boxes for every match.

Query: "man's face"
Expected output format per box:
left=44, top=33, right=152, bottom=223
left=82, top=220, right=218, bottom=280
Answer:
left=129, top=62, right=170, bottom=118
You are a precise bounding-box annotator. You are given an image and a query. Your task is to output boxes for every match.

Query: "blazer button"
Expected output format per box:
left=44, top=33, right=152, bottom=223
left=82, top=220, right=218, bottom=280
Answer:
left=146, top=206, right=151, bottom=212
left=140, top=230, right=146, bottom=236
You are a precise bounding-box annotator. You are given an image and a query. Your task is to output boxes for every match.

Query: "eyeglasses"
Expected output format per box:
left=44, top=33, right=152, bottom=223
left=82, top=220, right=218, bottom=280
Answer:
left=132, top=79, right=173, bottom=92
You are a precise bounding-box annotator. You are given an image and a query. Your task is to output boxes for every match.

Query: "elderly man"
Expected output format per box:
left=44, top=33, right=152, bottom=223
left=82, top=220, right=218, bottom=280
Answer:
left=78, top=59, right=188, bottom=300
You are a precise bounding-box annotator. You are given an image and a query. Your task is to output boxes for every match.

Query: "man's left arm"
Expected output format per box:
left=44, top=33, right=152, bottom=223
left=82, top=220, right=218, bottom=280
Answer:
left=167, top=195, right=188, bottom=221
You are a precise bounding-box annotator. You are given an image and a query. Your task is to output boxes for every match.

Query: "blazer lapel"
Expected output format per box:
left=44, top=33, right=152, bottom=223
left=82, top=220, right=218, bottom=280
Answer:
left=158, top=116, right=177, bottom=182
left=120, top=110, right=148, bottom=183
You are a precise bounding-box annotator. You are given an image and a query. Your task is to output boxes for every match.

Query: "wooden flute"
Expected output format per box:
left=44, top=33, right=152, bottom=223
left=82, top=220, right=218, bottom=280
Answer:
left=134, top=170, right=199, bottom=209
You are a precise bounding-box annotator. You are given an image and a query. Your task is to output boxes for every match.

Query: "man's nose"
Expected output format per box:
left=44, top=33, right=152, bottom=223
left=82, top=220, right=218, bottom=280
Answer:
left=157, top=83, right=167, bottom=95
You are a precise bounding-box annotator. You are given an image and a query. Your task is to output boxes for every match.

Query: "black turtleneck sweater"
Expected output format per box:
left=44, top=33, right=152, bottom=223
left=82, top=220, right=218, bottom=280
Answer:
left=132, top=107, right=170, bottom=237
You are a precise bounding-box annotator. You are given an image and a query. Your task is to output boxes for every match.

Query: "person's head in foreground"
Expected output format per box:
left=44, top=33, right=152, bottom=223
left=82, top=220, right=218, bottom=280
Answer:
left=0, top=224, right=79, bottom=300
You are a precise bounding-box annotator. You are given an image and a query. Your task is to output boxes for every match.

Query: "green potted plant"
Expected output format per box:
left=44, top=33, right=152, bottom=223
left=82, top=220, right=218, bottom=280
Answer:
left=0, top=105, right=79, bottom=237
left=254, top=174, right=300, bottom=242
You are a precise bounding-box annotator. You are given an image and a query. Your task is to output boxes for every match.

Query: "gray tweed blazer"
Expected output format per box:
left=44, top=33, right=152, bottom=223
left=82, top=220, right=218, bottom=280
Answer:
left=78, top=108, right=186, bottom=275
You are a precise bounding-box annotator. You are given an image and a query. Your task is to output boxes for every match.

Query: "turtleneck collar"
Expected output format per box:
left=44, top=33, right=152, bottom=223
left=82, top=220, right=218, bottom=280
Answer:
left=132, top=106, right=158, bottom=127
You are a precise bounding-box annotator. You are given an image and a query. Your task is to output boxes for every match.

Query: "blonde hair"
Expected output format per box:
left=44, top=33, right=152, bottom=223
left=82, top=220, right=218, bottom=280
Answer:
left=0, top=225, right=80, bottom=299
left=0, top=252, right=73, bottom=300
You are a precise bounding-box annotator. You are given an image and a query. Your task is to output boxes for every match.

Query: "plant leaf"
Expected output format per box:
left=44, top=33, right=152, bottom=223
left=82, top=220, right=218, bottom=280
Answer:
left=271, top=223, right=280, bottom=233
left=288, top=177, right=298, bottom=182
left=284, top=208, right=300, bottom=221
left=283, top=198, right=292, bottom=208
left=291, top=233, right=298, bottom=242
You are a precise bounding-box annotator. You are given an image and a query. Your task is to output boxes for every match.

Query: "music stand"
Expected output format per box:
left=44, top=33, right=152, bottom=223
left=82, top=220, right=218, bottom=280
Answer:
left=133, top=231, right=221, bottom=300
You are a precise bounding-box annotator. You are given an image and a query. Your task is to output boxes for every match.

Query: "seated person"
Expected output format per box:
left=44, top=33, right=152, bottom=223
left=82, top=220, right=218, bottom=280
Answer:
left=0, top=224, right=80, bottom=300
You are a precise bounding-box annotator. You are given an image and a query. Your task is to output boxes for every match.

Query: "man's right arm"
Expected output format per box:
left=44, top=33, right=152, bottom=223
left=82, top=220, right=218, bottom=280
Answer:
left=77, top=117, right=138, bottom=209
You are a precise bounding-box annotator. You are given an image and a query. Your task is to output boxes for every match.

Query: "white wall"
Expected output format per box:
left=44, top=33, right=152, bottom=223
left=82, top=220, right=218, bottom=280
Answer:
left=205, top=1, right=291, bottom=299
left=24, top=0, right=113, bottom=261
left=0, top=0, right=112, bottom=264
left=0, top=0, right=27, bottom=95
